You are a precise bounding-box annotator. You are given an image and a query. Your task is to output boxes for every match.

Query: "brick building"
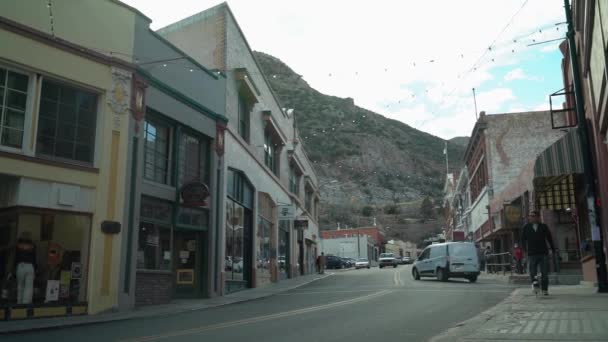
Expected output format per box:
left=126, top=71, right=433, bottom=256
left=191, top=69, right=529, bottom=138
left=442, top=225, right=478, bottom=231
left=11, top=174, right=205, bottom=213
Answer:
left=461, top=111, right=565, bottom=250
left=549, top=0, right=608, bottom=284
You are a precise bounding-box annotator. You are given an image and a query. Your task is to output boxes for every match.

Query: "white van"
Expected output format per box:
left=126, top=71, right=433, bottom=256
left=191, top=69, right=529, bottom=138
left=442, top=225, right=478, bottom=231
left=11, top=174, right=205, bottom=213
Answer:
left=412, top=242, right=480, bottom=282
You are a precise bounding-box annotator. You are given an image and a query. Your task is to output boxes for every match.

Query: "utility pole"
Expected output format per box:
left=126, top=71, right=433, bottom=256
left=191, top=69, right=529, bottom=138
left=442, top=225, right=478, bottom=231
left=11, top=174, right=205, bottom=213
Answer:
left=473, top=88, right=478, bottom=120
left=564, top=0, right=608, bottom=292
left=444, top=141, right=449, bottom=175
left=357, top=228, right=361, bottom=259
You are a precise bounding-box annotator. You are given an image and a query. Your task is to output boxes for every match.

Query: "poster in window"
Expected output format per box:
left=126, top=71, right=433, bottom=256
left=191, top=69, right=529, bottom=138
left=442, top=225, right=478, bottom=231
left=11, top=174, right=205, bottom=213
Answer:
left=71, top=262, right=82, bottom=279
left=187, top=240, right=196, bottom=252
left=176, top=269, right=194, bottom=284
left=59, top=271, right=71, bottom=298
left=45, top=280, right=60, bottom=302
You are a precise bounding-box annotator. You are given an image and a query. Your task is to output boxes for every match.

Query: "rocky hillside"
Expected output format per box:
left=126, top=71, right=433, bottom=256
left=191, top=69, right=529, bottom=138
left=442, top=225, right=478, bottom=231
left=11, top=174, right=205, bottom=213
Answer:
left=254, top=52, right=466, bottom=232
left=449, top=136, right=470, bottom=147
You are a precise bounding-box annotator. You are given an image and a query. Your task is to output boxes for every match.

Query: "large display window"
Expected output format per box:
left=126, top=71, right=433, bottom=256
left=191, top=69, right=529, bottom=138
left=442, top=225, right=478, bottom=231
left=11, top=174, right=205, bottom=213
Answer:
left=0, top=210, right=90, bottom=307
left=225, top=169, right=253, bottom=293
left=278, top=220, right=290, bottom=280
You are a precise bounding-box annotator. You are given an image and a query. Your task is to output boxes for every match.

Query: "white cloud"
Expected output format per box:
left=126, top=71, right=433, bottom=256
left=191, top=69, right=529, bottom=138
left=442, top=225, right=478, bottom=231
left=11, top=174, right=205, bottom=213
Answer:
left=505, top=68, right=526, bottom=81
left=504, top=68, right=543, bottom=81
left=540, top=43, right=561, bottom=53
left=122, top=0, right=566, bottom=139
left=476, top=88, right=517, bottom=112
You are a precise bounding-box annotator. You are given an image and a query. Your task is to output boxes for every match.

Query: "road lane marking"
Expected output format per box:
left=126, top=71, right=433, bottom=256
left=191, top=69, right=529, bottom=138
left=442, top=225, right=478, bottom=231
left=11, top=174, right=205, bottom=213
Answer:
left=280, top=288, right=510, bottom=295
left=277, top=289, right=376, bottom=295
left=121, top=289, right=393, bottom=342
left=392, top=268, right=405, bottom=286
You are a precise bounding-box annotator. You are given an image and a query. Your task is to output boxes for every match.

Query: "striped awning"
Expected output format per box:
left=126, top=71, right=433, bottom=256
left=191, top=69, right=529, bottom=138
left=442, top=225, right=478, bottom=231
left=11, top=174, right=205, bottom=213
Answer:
left=534, top=128, right=584, bottom=178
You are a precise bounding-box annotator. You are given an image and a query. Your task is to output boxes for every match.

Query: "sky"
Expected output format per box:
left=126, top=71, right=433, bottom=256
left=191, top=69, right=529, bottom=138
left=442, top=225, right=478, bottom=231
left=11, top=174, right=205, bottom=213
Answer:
left=122, top=0, right=567, bottom=140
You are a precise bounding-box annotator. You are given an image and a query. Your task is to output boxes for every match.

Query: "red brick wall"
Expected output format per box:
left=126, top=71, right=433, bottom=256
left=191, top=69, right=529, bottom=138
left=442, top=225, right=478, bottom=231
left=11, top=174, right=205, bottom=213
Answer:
left=135, top=271, right=173, bottom=306
left=321, top=228, right=384, bottom=245
left=467, top=133, right=488, bottom=203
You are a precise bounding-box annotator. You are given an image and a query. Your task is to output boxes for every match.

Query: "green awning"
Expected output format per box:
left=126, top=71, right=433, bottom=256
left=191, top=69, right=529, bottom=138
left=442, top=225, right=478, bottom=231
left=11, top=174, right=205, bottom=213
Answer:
left=534, top=129, right=584, bottom=179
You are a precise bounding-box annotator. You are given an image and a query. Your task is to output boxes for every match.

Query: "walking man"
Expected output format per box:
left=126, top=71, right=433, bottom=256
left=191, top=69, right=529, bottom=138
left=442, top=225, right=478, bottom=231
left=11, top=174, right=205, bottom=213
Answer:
left=476, top=244, right=485, bottom=272
left=317, top=252, right=325, bottom=274
left=521, top=210, right=556, bottom=296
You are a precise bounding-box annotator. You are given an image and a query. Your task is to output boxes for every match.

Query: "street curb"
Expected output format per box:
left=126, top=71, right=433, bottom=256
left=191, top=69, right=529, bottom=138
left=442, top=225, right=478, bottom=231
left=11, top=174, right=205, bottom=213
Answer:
left=428, top=288, right=520, bottom=342
left=0, top=273, right=333, bottom=335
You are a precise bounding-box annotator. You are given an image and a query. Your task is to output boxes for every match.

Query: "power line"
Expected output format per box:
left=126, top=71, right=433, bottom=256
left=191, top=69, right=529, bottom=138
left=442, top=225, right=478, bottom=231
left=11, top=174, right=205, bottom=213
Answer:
left=47, top=0, right=55, bottom=38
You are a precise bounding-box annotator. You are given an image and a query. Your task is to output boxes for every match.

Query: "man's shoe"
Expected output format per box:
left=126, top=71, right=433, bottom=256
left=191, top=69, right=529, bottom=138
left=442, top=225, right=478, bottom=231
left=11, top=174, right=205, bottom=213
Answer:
left=542, top=290, right=549, bottom=296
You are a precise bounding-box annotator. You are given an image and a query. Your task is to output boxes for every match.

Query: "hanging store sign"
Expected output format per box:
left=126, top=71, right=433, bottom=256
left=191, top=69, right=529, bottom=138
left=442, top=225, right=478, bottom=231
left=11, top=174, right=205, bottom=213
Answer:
left=215, top=123, right=227, bottom=157
left=180, top=182, right=210, bottom=207
left=504, top=203, right=522, bottom=228
left=278, top=205, right=296, bottom=220
left=294, top=217, right=308, bottom=230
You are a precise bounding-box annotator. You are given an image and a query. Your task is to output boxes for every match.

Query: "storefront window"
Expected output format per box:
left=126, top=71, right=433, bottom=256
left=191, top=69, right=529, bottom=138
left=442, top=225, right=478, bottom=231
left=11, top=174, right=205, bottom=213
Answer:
left=140, top=196, right=172, bottom=223
left=0, top=211, right=90, bottom=306
left=138, top=196, right=173, bottom=271
left=137, top=223, right=171, bottom=270
left=225, top=201, right=245, bottom=281
left=278, top=220, right=290, bottom=280
left=257, top=193, right=274, bottom=287
left=257, top=217, right=272, bottom=286
left=177, top=207, right=208, bottom=230
left=225, top=169, right=253, bottom=291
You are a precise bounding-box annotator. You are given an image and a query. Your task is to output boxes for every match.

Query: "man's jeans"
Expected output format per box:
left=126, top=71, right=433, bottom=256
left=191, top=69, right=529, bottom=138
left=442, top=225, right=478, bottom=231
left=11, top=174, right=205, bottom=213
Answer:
left=528, top=254, right=549, bottom=291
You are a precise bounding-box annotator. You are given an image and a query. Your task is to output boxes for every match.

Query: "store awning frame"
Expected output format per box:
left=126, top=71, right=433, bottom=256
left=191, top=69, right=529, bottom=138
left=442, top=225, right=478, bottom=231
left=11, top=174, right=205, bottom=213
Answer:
left=534, top=128, right=584, bottom=188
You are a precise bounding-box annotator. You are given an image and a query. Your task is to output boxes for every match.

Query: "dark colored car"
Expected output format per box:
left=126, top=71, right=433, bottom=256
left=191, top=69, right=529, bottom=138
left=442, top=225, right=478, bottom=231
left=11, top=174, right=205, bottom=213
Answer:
left=326, top=255, right=346, bottom=269
left=342, top=258, right=355, bottom=268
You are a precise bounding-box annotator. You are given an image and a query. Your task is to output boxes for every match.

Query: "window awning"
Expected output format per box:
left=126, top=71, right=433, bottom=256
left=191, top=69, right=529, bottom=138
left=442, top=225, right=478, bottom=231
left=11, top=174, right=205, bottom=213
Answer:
left=287, top=151, right=305, bottom=175
left=235, top=68, right=260, bottom=104
left=534, top=128, right=584, bottom=181
left=262, top=110, right=287, bottom=146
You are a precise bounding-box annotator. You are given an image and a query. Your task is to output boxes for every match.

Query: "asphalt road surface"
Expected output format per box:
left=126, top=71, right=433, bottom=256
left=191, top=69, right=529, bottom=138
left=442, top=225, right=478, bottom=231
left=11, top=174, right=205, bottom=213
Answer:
left=5, top=266, right=515, bottom=342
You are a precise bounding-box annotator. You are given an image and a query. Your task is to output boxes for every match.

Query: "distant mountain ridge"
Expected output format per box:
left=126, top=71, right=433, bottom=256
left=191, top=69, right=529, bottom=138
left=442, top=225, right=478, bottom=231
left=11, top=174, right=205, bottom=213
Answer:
left=254, top=51, right=467, bottom=226
left=449, top=136, right=470, bottom=147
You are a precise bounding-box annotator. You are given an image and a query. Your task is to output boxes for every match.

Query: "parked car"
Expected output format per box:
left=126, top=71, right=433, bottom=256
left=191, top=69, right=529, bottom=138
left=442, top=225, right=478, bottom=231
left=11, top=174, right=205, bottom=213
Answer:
left=412, top=242, right=479, bottom=282
left=355, top=258, right=371, bottom=269
left=326, top=255, right=346, bottom=269
left=395, top=256, right=403, bottom=264
left=379, top=253, right=398, bottom=268
left=401, top=256, right=412, bottom=264
left=345, top=258, right=356, bottom=268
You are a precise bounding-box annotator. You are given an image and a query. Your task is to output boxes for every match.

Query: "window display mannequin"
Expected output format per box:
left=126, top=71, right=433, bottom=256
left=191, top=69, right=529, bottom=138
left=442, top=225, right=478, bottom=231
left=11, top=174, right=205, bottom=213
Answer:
left=15, top=232, right=37, bottom=304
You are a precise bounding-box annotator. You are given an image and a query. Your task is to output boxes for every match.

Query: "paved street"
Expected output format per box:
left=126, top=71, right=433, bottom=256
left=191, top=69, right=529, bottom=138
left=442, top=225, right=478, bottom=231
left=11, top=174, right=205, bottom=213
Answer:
left=4, top=266, right=514, bottom=342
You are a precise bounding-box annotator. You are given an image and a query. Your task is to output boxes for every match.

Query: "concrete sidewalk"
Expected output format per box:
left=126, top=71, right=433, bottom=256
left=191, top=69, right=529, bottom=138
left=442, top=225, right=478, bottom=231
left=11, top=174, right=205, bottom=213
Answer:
left=0, top=272, right=333, bottom=334
left=431, top=285, right=608, bottom=341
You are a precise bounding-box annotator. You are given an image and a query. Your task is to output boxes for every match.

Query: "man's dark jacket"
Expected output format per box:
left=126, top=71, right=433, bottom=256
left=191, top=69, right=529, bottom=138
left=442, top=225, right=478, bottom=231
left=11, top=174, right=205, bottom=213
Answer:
left=521, top=223, right=555, bottom=256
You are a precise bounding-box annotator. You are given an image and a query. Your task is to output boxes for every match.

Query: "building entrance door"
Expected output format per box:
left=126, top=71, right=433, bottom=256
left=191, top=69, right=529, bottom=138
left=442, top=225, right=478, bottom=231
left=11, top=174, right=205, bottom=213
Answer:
left=173, top=231, right=202, bottom=298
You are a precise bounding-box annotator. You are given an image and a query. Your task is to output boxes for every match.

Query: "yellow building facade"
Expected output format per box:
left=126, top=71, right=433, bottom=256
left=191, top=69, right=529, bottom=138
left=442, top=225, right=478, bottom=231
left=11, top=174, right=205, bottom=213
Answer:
left=0, top=0, right=139, bottom=319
